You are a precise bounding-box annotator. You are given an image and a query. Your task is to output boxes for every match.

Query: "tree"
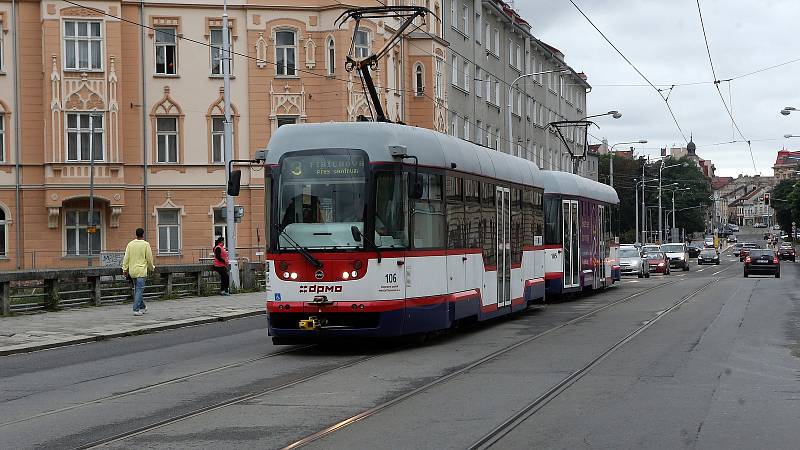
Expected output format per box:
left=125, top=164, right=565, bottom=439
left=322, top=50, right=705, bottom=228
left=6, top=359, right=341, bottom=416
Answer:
left=651, top=157, right=712, bottom=237
left=771, top=179, right=796, bottom=232
left=598, top=153, right=645, bottom=242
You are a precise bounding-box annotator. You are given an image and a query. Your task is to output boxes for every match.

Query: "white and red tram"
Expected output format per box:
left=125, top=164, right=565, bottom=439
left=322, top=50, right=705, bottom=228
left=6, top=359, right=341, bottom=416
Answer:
left=264, top=122, right=618, bottom=343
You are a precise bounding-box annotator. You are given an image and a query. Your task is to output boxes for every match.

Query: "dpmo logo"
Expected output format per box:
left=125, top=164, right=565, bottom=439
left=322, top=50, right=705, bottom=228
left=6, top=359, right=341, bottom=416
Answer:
left=299, top=285, right=343, bottom=294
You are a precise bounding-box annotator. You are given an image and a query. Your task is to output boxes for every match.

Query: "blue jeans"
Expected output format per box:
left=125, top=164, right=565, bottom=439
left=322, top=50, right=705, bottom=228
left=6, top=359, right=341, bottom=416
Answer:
left=133, top=277, right=147, bottom=311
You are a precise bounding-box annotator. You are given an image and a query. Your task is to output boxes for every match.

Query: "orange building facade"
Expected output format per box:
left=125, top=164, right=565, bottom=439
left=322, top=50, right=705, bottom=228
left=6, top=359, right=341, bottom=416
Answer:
left=0, top=0, right=447, bottom=269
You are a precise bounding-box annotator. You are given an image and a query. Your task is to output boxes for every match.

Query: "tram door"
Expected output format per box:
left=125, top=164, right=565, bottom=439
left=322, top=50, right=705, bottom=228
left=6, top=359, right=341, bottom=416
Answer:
left=596, top=205, right=605, bottom=289
left=562, top=199, right=580, bottom=289
left=496, top=187, right=511, bottom=307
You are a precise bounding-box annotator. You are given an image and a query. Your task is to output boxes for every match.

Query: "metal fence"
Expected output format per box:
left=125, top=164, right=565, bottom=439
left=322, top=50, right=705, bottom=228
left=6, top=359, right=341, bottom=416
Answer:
left=0, top=262, right=266, bottom=316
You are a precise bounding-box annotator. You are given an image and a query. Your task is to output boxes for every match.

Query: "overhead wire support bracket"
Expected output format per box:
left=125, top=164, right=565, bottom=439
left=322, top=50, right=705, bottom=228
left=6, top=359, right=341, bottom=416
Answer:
left=336, top=6, right=432, bottom=123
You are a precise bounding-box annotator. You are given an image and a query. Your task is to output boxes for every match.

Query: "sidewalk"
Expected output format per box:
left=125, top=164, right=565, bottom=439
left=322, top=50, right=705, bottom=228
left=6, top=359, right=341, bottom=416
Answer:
left=0, top=292, right=266, bottom=356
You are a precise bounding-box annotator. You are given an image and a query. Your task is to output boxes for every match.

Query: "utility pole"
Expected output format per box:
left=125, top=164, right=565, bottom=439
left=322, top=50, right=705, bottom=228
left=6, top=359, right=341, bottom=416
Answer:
left=88, top=114, right=99, bottom=266
left=222, top=0, right=240, bottom=289
left=635, top=178, right=639, bottom=244
left=641, top=158, right=647, bottom=243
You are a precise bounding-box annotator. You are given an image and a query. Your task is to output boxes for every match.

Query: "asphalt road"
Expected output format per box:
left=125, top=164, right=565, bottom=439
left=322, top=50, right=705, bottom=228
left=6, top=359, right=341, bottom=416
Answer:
left=1, top=229, right=797, bottom=449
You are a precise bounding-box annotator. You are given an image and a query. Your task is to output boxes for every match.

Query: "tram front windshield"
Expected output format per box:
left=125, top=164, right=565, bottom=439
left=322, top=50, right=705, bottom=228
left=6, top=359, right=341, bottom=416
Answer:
left=278, top=150, right=366, bottom=249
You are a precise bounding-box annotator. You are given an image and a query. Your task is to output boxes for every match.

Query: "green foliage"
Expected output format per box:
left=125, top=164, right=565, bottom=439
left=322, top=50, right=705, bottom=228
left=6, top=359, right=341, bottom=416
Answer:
left=771, top=179, right=796, bottom=232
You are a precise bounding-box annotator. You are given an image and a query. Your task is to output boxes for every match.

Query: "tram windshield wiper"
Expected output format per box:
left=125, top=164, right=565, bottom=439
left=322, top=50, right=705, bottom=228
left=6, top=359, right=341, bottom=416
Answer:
left=276, top=225, right=323, bottom=269
left=351, top=226, right=382, bottom=263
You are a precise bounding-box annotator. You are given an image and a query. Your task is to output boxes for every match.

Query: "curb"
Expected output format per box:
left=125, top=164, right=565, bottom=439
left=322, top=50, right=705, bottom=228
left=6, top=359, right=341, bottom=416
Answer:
left=0, top=309, right=266, bottom=357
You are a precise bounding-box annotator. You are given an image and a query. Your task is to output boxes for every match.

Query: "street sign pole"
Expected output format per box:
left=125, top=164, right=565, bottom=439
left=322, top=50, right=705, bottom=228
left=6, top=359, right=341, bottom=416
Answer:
left=222, top=0, right=240, bottom=289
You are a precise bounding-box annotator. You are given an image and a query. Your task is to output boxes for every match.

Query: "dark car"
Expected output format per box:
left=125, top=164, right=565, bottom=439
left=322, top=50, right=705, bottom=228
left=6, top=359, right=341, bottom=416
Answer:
left=687, top=243, right=703, bottom=258
left=743, top=249, right=780, bottom=278
left=646, top=251, right=670, bottom=275
left=739, top=243, right=760, bottom=261
left=777, top=244, right=796, bottom=262
left=697, top=248, right=720, bottom=265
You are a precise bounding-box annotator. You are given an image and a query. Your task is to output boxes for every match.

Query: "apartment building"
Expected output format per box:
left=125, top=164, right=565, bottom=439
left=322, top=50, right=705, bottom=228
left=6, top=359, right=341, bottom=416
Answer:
left=0, top=0, right=444, bottom=269
left=442, top=0, right=591, bottom=175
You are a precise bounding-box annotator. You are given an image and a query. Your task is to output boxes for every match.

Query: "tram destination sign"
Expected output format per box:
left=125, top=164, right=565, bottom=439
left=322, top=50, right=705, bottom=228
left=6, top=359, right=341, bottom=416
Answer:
left=285, top=154, right=365, bottom=179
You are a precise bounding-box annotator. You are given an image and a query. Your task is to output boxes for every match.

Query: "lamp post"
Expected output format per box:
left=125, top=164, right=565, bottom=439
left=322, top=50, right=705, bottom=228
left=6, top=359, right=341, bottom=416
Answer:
left=87, top=113, right=101, bottom=266
left=635, top=178, right=659, bottom=243
left=580, top=110, right=622, bottom=121
left=658, top=160, right=680, bottom=244
left=222, top=0, right=240, bottom=289
left=668, top=187, right=690, bottom=242
left=507, top=69, right=567, bottom=154
left=608, top=139, right=647, bottom=187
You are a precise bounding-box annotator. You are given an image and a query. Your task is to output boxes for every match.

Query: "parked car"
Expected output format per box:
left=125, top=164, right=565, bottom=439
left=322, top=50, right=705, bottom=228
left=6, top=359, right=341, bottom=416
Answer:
left=777, top=244, right=796, bottom=262
left=743, top=249, right=780, bottom=278
left=642, top=244, right=661, bottom=255
left=773, top=224, right=782, bottom=231
left=660, top=243, right=690, bottom=271
left=646, top=251, right=671, bottom=275
left=727, top=234, right=737, bottom=243
left=754, top=223, right=767, bottom=228
left=697, top=248, right=720, bottom=265
left=619, top=246, right=650, bottom=278
left=739, top=243, right=761, bottom=261
left=687, top=243, right=703, bottom=258
left=732, top=242, right=744, bottom=256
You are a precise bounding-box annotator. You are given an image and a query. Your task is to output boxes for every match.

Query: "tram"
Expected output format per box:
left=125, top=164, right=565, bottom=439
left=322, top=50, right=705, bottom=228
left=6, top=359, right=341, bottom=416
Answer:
left=263, top=122, right=618, bottom=343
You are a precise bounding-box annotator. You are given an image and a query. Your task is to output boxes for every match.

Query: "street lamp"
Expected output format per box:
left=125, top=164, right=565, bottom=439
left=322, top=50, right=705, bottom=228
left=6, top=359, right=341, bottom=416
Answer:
left=659, top=161, right=681, bottom=244
left=87, top=114, right=102, bottom=267
left=784, top=134, right=800, bottom=138
left=635, top=178, right=660, bottom=244
left=667, top=187, right=690, bottom=242
left=581, top=110, right=622, bottom=120
left=781, top=106, right=798, bottom=116
left=608, top=139, right=647, bottom=187
left=507, top=69, right=568, bottom=154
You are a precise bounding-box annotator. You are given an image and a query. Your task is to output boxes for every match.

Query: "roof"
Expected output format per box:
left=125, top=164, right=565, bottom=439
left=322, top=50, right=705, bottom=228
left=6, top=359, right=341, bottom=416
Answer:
left=541, top=170, right=619, bottom=204
left=265, top=122, right=544, bottom=189
left=712, top=176, right=734, bottom=190
left=774, top=150, right=800, bottom=166
left=588, top=144, right=602, bottom=154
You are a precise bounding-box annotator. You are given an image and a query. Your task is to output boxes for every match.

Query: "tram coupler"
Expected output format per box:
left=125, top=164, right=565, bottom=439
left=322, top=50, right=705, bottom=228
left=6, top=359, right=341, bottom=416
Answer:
left=299, top=316, right=324, bottom=331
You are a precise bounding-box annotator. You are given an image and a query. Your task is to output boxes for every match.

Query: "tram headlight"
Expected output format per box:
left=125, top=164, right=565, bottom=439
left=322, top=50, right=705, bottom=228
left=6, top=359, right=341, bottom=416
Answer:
left=341, top=271, right=350, bottom=280
left=351, top=270, right=358, bottom=277
left=282, top=272, right=290, bottom=279
left=290, top=272, right=298, bottom=280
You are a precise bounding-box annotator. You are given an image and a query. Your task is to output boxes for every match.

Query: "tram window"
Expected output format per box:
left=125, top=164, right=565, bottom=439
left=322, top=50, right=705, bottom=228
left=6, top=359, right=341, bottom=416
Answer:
left=533, top=189, right=544, bottom=240
left=522, top=189, right=534, bottom=246
left=510, top=188, right=523, bottom=264
left=481, top=182, right=496, bottom=266
left=464, top=179, right=481, bottom=249
left=411, top=173, right=445, bottom=248
left=374, top=172, right=409, bottom=248
left=544, top=196, right=561, bottom=244
left=446, top=176, right=465, bottom=249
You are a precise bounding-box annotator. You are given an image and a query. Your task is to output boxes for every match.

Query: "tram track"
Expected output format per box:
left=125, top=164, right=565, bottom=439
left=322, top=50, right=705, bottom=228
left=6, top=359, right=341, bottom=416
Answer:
left=467, top=266, right=735, bottom=449
left=0, top=344, right=312, bottom=430
left=282, top=277, right=687, bottom=449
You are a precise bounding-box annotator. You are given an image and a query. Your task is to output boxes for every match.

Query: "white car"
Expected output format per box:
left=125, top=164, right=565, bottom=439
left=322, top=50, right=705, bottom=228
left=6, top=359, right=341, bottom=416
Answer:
left=773, top=224, right=781, bottom=231
left=660, top=243, right=690, bottom=271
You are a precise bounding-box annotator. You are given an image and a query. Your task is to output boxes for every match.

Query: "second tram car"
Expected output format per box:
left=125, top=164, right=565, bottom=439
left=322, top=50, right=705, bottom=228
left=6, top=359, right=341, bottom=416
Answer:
left=263, top=122, right=618, bottom=343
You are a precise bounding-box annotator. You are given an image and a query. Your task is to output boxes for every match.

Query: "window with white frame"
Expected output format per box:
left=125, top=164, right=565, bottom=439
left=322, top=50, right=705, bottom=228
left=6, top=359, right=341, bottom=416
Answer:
left=494, top=80, right=500, bottom=106
left=461, top=3, right=469, bottom=34
left=451, top=54, right=458, bottom=86
left=0, top=207, right=7, bottom=256
left=213, top=208, right=227, bottom=242
left=0, top=22, right=4, bottom=72
left=508, top=40, right=513, bottom=65
left=64, top=21, right=102, bottom=71
left=493, top=28, right=499, bottom=55
left=484, top=76, right=491, bottom=102
left=463, top=118, right=469, bottom=141
left=154, top=27, right=177, bottom=75
left=537, top=59, right=543, bottom=83
left=494, top=128, right=500, bottom=150
left=210, top=27, right=232, bottom=76
left=211, top=117, right=225, bottom=163
left=326, top=36, right=335, bottom=76
left=354, top=29, right=370, bottom=59
left=157, top=209, right=180, bottom=254
left=277, top=116, right=297, bottom=128
left=486, top=128, right=492, bottom=147
left=450, top=1, right=456, bottom=29
left=65, top=210, right=101, bottom=255
left=435, top=58, right=443, bottom=99
left=476, top=120, right=483, bottom=144
left=414, top=63, right=424, bottom=95
left=275, top=30, right=297, bottom=76
left=526, top=96, right=532, bottom=119
left=475, top=67, right=482, bottom=98
left=485, top=23, right=490, bottom=51
left=514, top=89, right=521, bottom=116
left=515, top=43, right=521, bottom=70
left=66, top=113, right=103, bottom=162
left=475, top=12, right=481, bottom=43
left=156, top=117, right=178, bottom=163
left=463, top=60, right=469, bottom=92
left=450, top=119, right=456, bottom=137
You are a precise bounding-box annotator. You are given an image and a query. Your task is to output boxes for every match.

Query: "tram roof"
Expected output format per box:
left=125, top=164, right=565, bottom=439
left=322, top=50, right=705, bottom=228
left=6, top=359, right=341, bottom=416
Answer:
left=265, top=122, right=545, bottom=189
left=540, top=170, right=619, bottom=205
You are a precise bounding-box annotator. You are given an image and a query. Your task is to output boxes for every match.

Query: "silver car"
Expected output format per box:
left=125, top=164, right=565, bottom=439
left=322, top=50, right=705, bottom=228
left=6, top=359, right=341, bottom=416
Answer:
left=619, top=246, right=650, bottom=278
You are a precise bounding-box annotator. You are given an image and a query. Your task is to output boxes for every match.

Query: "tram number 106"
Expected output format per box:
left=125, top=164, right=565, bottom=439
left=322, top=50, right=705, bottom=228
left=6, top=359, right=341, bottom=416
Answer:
left=385, top=273, right=397, bottom=284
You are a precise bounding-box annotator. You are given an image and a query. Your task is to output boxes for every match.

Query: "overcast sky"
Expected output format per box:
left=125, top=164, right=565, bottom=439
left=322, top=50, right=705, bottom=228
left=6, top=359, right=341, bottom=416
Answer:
left=515, top=0, right=800, bottom=177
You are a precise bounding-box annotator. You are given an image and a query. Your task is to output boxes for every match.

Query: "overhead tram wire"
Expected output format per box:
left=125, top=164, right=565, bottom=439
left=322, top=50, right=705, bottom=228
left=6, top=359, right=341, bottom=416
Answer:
left=695, top=0, right=758, bottom=173
left=566, top=0, right=688, bottom=143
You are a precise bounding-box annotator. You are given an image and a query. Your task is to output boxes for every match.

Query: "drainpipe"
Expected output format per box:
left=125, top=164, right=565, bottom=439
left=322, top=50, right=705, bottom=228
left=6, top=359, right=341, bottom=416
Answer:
left=140, top=2, right=148, bottom=237
left=11, top=0, right=21, bottom=269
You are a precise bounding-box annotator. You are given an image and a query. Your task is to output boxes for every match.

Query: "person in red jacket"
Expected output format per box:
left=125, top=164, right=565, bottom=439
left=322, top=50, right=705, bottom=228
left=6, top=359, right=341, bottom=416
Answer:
left=213, top=236, right=230, bottom=295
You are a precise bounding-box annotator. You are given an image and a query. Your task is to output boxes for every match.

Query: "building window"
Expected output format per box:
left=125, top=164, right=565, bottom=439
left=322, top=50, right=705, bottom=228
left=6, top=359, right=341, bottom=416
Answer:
left=463, top=60, right=469, bottom=92
left=326, top=37, right=335, bottom=75
left=213, top=208, right=227, bottom=242
left=211, top=117, right=225, bottom=163
left=414, top=63, right=424, bottom=96
left=66, top=113, right=103, bottom=162
left=463, top=118, right=469, bottom=141
left=475, top=12, right=481, bottom=43
left=0, top=208, right=6, bottom=256
left=277, top=116, right=297, bottom=128
left=493, top=28, right=499, bottom=55
left=494, top=80, right=500, bottom=106
left=485, top=23, right=491, bottom=51
left=461, top=3, right=469, bottom=34
left=485, top=76, right=491, bottom=102
left=0, top=23, right=4, bottom=71
left=451, top=54, right=458, bottom=86
left=154, top=27, right=177, bottom=75
left=157, top=209, right=180, bottom=254
left=450, top=119, right=456, bottom=136
left=64, top=21, right=102, bottom=71
left=434, top=58, right=443, bottom=99
left=354, top=29, right=370, bottom=59
left=275, top=30, right=297, bottom=76
left=476, top=120, right=483, bottom=144
left=65, top=210, right=101, bottom=255
left=156, top=117, right=178, bottom=163
left=475, top=67, right=482, bottom=98
left=210, top=27, right=232, bottom=75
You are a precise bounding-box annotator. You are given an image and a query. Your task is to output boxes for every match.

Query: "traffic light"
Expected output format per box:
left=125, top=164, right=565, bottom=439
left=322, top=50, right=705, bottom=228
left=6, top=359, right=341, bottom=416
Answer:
left=764, top=193, right=770, bottom=206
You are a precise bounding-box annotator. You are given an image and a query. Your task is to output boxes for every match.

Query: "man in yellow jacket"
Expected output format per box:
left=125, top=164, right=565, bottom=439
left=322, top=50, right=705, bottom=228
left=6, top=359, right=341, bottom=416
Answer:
left=122, top=228, right=155, bottom=316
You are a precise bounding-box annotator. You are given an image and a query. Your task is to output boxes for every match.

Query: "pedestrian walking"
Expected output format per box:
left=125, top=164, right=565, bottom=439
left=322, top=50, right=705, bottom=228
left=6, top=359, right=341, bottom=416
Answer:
left=213, top=236, right=230, bottom=295
left=122, top=227, right=155, bottom=316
